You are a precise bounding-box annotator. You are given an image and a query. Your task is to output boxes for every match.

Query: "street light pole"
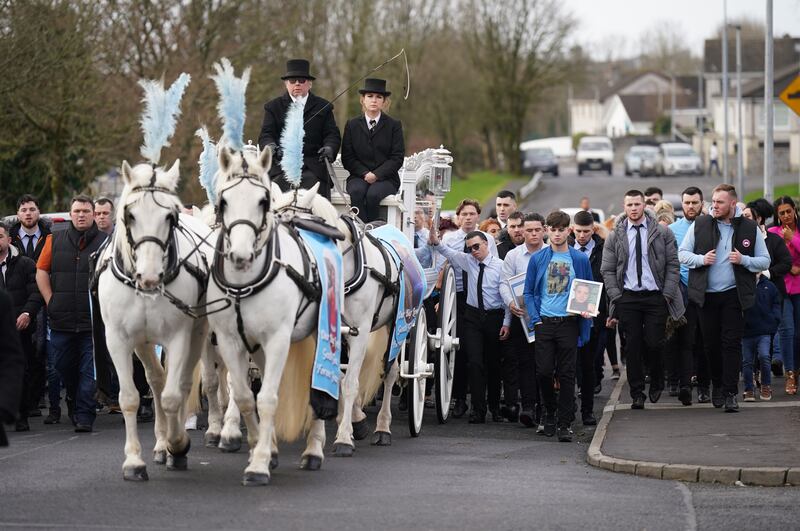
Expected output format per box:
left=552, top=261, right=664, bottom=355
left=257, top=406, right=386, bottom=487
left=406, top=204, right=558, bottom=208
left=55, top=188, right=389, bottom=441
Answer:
left=722, top=0, right=729, bottom=181
left=670, top=74, right=676, bottom=141
left=765, top=0, right=774, bottom=201
left=735, top=25, right=744, bottom=195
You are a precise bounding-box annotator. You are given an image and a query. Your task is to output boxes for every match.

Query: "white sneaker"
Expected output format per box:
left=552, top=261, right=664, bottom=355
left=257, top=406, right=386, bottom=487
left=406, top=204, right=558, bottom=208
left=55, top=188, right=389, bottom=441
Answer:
left=184, top=414, right=198, bottom=430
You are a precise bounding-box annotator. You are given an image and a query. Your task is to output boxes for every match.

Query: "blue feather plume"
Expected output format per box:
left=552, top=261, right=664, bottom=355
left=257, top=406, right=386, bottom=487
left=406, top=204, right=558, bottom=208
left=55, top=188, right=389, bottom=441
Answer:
left=195, top=127, right=219, bottom=204
left=139, top=73, right=191, bottom=164
left=211, top=58, right=250, bottom=151
left=280, top=101, right=305, bottom=186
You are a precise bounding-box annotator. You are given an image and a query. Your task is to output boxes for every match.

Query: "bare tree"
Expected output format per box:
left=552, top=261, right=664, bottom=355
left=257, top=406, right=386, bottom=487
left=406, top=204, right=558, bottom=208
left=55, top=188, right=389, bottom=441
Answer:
left=636, top=20, right=700, bottom=74
left=462, top=0, right=575, bottom=174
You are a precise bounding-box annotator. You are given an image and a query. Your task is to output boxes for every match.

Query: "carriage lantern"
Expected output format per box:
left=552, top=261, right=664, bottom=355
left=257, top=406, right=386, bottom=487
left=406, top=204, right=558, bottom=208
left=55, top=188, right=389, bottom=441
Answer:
left=431, top=163, right=451, bottom=197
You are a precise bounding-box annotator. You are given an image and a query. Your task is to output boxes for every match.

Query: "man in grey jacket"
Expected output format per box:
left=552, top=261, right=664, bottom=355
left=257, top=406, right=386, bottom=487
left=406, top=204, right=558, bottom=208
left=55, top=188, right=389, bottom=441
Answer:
left=601, top=190, right=684, bottom=410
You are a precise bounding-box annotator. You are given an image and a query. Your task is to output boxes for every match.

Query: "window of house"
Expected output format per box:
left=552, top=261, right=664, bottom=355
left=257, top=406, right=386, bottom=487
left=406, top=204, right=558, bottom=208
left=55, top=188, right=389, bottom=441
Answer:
left=757, top=101, right=791, bottom=131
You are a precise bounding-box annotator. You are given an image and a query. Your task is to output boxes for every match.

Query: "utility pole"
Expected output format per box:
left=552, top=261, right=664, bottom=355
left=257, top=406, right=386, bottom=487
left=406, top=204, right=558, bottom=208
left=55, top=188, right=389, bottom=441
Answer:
left=698, top=70, right=705, bottom=165
left=670, top=74, right=676, bottom=141
left=722, top=0, right=729, bottom=181
left=765, top=0, right=774, bottom=201
left=735, top=25, right=744, bottom=195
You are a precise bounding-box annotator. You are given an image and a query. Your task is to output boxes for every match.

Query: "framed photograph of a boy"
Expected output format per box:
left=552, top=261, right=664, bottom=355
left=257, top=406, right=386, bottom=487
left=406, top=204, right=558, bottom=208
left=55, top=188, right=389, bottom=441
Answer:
left=506, top=273, right=535, bottom=343
left=566, top=279, right=603, bottom=317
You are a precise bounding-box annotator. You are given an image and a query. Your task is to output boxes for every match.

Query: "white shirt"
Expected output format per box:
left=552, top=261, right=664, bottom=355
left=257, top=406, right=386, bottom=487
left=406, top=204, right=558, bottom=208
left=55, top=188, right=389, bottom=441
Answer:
left=422, top=228, right=498, bottom=291
left=435, top=244, right=504, bottom=310
left=290, top=94, right=309, bottom=106
left=365, top=113, right=382, bottom=129
left=710, top=144, right=718, bottom=160
left=500, top=244, right=542, bottom=326
left=0, top=253, right=7, bottom=283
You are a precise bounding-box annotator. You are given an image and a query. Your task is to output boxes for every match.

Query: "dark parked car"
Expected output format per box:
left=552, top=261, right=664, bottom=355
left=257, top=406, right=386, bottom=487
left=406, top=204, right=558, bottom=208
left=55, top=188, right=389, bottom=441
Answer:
left=522, top=147, right=559, bottom=176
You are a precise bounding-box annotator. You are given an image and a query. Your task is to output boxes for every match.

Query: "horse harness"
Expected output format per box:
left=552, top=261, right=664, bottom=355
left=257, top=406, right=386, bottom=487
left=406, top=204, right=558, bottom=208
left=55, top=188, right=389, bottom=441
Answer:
left=211, top=165, right=326, bottom=354
left=91, top=173, right=214, bottom=318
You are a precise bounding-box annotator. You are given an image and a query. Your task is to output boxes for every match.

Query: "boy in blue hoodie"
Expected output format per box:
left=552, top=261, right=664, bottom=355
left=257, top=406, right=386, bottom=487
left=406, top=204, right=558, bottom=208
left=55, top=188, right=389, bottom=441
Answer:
left=523, top=211, right=593, bottom=442
left=742, top=273, right=781, bottom=401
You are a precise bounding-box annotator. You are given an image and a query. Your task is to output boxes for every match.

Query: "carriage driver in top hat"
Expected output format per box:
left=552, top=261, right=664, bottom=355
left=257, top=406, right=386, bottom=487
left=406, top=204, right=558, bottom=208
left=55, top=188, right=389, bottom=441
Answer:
left=258, top=58, right=341, bottom=199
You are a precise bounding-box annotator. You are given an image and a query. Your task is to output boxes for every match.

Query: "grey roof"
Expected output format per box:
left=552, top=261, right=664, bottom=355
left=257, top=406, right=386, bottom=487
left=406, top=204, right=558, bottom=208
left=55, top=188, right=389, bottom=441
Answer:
left=740, top=64, right=800, bottom=98
left=704, top=36, right=800, bottom=74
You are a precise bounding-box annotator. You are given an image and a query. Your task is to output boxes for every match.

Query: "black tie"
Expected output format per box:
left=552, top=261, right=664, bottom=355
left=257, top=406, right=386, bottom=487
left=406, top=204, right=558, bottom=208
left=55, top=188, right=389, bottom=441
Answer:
left=25, top=235, right=34, bottom=258
left=369, top=119, right=376, bottom=131
left=414, top=233, right=421, bottom=249
left=580, top=246, right=587, bottom=253
left=477, top=263, right=486, bottom=311
left=634, top=224, right=643, bottom=288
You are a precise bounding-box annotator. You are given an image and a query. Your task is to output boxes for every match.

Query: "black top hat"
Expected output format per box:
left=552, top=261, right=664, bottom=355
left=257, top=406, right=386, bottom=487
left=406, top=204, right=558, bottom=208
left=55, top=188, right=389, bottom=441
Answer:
left=281, top=59, right=315, bottom=80
left=358, top=78, right=391, bottom=97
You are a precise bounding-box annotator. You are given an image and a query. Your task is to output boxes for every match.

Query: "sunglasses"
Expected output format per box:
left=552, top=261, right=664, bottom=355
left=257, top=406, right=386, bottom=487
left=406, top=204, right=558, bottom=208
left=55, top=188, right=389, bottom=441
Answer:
left=466, top=243, right=482, bottom=252
left=286, top=78, right=308, bottom=85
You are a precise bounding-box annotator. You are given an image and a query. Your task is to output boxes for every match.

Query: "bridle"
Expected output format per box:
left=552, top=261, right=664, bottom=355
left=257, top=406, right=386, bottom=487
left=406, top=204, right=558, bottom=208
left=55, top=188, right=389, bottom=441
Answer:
left=122, top=173, right=180, bottom=265
left=216, top=158, right=272, bottom=260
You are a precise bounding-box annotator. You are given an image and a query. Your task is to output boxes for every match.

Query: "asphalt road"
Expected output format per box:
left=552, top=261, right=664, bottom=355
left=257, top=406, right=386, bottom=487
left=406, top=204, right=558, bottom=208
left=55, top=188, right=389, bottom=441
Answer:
left=2, top=376, right=799, bottom=530
left=521, top=164, right=797, bottom=220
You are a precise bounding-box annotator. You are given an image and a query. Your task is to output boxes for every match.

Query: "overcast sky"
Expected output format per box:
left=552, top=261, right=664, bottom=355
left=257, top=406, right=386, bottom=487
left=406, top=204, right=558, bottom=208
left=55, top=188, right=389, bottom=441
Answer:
left=563, top=0, right=800, bottom=59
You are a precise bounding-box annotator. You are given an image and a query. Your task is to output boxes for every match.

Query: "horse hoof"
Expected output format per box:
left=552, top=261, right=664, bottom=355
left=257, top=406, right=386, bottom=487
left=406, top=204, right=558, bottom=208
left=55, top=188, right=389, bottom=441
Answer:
left=219, top=436, right=242, bottom=453
left=123, top=465, right=149, bottom=481
left=153, top=450, right=167, bottom=465
left=300, top=455, right=322, bottom=471
left=242, top=471, right=271, bottom=486
left=352, top=419, right=370, bottom=441
left=332, top=443, right=355, bottom=457
left=371, top=431, right=392, bottom=446
left=204, top=433, right=221, bottom=448
left=166, top=454, right=188, bottom=471
left=270, top=453, right=279, bottom=471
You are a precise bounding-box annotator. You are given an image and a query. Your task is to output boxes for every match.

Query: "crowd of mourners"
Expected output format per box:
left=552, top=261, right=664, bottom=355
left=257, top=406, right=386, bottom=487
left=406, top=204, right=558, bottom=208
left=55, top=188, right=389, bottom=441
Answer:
left=413, top=183, right=799, bottom=442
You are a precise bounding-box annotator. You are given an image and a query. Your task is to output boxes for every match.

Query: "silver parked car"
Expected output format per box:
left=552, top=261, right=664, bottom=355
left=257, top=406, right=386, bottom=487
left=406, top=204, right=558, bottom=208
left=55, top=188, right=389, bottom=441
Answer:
left=624, top=145, right=659, bottom=176
left=655, top=143, right=703, bottom=176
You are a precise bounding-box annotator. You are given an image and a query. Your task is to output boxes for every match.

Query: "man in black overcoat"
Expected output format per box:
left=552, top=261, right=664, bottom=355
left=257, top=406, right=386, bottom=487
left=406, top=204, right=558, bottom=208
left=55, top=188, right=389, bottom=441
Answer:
left=258, top=59, right=341, bottom=199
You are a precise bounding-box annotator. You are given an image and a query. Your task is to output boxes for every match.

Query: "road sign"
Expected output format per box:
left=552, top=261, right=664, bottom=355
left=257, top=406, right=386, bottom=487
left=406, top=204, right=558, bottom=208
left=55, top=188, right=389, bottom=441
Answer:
left=779, top=74, right=800, bottom=117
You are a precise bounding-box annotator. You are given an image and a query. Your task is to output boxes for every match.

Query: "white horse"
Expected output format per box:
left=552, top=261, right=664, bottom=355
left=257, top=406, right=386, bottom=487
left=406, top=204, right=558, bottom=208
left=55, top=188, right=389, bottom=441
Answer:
left=205, top=144, right=333, bottom=486
left=294, top=195, right=406, bottom=456
left=96, top=159, right=214, bottom=481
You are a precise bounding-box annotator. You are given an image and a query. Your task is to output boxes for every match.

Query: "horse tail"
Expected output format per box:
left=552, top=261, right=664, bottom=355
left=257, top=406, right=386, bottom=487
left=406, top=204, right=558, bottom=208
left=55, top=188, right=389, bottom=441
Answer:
left=185, top=358, right=202, bottom=419
left=274, top=335, right=316, bottom=442
left=358, top=326, right=391, bottom=405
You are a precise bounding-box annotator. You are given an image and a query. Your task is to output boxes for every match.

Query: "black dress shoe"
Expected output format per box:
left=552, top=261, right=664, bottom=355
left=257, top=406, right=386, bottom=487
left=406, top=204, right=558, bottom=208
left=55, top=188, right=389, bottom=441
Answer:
left=678, top=386, right=692, bottom=406
left=74, top=423, right=93, bottom=433
left=582, top=412, right=597, bottom=426
left=15, top=419, right=30, bottom=432
left=503, top=404, right=520, bottom=423
left=723, top=393, right=739, bottom=413
left=711, top=387, right=724, bottom=408
left=593, top=382, right=602, bottom=395
left=668, top=384, right=679, bottom=397
left=648, top=387, right=662, bottom=403
left=557, top=425, right=574, bottom=442
left=28, top=408, right=42, bottom=418
left=631, top=396, right=645, bottom=410
left=490, top=409, right=503, bottom=422
left=44, top=409, right=61, bottom=424
left=697, top=388, right=711, bottom=403
left=452, top=399, right=468, bottom=419
left=468, top=411, right=486, bottom=424
left=137, top=401, right=154, bottom=423
left=543, top=415, right=556, bottom=437
left=519, top=409, right=535, bottom=428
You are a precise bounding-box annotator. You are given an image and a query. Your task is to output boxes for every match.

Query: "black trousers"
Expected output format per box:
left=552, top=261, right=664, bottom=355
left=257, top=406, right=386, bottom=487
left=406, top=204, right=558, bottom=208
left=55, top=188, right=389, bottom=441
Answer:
left=346, top=178, right=398, bottom=223
left=462, top=306, right=504, bottom=415
left=506, top=318, right=540, bottom=410
left=17, top=329, right=36, bottom=420
left=535, top=318, right=578, bottom=426
left=453, top=291, right=469, bottom=401
left=617, top=290, right=668, bottom=399
left=699, top=289, right=743, bottom=395
left=577, top=323, right=602, bottom=415
left=673, top=295, right=706, bottom=389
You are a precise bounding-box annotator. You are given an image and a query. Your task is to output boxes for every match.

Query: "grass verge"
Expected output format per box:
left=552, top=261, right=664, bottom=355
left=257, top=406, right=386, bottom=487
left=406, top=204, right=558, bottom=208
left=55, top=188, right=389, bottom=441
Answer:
left=744, top=184, right=800, bottom=202
left=441, top=171, right=521, bottom=210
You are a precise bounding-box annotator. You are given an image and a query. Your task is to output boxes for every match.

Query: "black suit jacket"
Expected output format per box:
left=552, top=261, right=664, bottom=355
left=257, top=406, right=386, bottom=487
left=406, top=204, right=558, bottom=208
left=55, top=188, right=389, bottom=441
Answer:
left=258, top=92, right=341, bottom=184
left=0, top=289, right=24, bottom=435
left=341, top=113, right=405, bottom=189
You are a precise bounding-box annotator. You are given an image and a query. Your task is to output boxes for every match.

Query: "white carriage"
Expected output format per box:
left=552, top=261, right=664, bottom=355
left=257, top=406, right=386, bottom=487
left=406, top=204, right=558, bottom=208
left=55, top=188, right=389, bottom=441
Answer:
left=330, top=147, right=460, bottom=436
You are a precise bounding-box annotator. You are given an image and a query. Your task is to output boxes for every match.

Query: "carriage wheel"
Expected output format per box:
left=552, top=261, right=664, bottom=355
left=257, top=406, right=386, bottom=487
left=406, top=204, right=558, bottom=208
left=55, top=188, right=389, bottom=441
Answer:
left=406, top=309, right=427, bottom=438
left=435, top=264, right=458, bottom=424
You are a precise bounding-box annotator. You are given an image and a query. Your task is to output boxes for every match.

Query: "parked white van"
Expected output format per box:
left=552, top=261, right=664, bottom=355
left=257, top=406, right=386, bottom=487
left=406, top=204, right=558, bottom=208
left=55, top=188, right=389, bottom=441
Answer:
left=576, top=136, right=613, bottom=176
